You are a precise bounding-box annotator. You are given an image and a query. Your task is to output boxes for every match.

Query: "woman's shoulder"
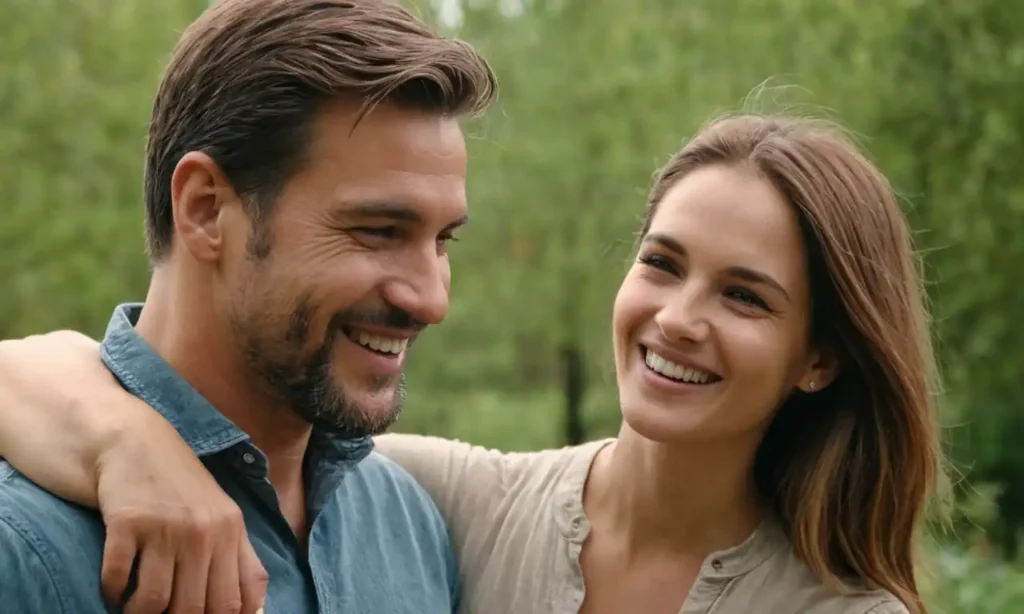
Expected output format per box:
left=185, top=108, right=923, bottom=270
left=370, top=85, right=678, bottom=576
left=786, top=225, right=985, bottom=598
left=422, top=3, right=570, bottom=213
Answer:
left=371, top=433, right=610, bottom=497
left=765, top=548, right=909, bottom=614
left=370, top=434, right=612, bottom=571
left=722, top=520, right=910, bottom=614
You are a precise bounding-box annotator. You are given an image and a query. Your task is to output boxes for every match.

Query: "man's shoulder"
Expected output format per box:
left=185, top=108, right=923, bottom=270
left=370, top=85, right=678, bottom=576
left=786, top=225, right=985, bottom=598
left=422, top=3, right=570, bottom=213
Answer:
left=344, top=450, right=447, bottom=525
left=0, top=461, right=106, bottom=541
left=328, top=451, right=459, bottom=606
left=336, top=450, right=455, bottom=560
left=0, top=462, right=108, bottom=612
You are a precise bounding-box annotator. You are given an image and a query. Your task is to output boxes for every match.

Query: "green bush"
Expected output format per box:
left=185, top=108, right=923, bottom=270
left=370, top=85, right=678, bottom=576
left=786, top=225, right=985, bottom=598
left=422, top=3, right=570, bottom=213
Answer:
left=921, top=543, right=1024, bottom=613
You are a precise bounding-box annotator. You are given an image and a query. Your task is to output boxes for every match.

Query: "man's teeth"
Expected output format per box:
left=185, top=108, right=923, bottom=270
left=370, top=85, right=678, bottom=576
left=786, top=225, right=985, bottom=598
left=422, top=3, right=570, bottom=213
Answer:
left=645, top=350, right=713, bottom=384
left=354, top=331, right=408, bottom=355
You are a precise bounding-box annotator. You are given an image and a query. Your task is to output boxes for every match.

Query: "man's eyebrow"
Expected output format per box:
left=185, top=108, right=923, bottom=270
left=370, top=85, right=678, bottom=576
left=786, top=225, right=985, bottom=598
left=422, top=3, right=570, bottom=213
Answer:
left=340, top=200, right=469, bottom=230
left=446, top=214, right=470, bottom=231
left=344, top=201, right=424, bottom=223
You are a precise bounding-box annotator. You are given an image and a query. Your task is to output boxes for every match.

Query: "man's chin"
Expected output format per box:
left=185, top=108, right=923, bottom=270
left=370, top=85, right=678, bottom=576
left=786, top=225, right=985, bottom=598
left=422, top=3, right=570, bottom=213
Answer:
left=354, top=389, right=405, bottom=428
left=312, top=382, right=404, bottom=437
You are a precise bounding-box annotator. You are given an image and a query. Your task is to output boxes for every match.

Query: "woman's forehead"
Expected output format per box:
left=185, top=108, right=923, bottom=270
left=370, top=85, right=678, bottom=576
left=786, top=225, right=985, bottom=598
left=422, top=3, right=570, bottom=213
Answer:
left=649, top=166, right=807, bottom=274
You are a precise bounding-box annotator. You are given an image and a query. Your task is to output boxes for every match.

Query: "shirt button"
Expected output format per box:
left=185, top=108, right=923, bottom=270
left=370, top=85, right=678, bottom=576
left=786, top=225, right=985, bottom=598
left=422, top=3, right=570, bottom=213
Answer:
left=242, top=452, right=256, bottom=465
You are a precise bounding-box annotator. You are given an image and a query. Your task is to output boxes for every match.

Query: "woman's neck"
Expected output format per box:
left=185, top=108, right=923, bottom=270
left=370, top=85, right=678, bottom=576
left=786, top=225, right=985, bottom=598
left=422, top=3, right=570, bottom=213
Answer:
left=584, top=423, right=765, bottom=559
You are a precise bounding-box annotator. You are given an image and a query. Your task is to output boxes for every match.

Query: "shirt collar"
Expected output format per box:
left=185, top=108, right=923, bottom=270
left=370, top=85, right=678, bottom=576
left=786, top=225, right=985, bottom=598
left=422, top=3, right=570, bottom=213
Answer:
left=553, top=438, right=787, bottom=579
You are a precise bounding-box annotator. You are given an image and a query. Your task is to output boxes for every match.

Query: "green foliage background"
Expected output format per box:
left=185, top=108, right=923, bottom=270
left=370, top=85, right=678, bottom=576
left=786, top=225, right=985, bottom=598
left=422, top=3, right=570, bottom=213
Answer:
left=3, top=0, right=1024, bottom=610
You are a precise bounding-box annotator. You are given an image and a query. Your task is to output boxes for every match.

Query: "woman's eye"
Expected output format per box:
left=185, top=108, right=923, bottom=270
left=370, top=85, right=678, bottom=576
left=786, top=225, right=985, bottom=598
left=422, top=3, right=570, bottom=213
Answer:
left=637, top=253, right=677, bottom=273
left=725, top=287, right=769, bottom=311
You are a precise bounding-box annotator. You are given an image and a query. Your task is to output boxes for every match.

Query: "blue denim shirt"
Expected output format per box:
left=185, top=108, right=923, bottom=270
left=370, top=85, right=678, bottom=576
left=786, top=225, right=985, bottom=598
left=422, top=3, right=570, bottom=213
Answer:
left=0, top=303, right=459, bottom=613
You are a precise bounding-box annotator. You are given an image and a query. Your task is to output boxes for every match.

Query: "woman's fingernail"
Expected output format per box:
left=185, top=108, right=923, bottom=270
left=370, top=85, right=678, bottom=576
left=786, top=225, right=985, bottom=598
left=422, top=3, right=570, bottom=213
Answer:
left=256, top=609, right=264, bottom=614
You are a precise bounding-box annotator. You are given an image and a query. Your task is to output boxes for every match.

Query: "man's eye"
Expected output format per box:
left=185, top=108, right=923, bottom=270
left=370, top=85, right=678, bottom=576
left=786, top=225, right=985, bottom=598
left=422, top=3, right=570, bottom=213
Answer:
left=435, top=231, right=460, bottom=256
left=438, top=231, right=460, bottom=244
left=354, top=226, right=399, bottom=239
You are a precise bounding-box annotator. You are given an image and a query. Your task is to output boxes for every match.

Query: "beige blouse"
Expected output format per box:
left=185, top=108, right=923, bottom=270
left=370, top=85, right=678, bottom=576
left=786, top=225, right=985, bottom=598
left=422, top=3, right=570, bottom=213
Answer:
left=373, top=434, right=908, bottom=614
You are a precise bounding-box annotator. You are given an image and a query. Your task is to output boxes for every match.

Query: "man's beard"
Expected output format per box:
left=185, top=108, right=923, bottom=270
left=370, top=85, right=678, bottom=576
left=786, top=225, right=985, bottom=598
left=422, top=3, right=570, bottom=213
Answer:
left=232, top=293, right=415, bottom=439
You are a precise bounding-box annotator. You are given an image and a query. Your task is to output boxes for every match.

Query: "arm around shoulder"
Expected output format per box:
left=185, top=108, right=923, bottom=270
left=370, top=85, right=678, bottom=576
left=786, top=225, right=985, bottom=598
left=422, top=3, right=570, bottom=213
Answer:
left=0, top=331, right=112, bottom=508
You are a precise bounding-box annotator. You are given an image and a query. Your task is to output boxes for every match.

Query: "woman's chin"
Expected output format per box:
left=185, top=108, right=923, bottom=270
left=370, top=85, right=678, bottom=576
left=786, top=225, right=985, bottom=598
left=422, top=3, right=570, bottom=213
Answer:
left=619, top=401, right=709, bottom=444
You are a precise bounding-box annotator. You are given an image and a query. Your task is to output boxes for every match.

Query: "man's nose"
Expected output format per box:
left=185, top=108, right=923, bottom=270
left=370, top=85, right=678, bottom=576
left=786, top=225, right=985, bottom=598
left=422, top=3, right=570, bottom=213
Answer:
left=380, top=250, right=451, bottom=327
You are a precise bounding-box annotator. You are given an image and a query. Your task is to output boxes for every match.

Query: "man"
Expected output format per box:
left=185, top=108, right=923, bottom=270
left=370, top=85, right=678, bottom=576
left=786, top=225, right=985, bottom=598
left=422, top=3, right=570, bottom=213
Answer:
left=0, top=0, right=496, bottom=612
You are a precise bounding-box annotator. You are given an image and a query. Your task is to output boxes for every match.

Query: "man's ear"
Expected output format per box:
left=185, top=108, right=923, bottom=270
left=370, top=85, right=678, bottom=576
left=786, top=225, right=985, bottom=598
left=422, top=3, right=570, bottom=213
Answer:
left=797, top=345, right=840, bottom=393
left=169, top=151, right=240, bottom=263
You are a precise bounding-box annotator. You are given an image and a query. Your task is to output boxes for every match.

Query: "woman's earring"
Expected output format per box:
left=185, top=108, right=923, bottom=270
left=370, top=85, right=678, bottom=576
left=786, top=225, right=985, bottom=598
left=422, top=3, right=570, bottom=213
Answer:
left=808, top=380, right=817, bottom=392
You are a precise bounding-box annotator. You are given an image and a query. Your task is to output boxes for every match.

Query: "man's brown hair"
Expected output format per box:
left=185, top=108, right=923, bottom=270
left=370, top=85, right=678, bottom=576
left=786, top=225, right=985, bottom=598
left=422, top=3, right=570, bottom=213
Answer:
left=144, top=0, right=497, bottom=260
left=642, top=115, right=946, bottom=614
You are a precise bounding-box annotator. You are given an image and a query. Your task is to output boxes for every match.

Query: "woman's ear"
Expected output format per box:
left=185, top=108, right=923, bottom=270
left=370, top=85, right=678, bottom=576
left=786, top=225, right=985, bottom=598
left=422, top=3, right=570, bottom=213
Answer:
left=797, top=345, right=840, bottom=393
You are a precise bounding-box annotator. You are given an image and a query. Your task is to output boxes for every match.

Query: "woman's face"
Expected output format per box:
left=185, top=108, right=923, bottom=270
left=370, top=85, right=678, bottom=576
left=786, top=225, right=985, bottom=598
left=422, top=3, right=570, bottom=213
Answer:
left=613, top=163, right=836, bottom=444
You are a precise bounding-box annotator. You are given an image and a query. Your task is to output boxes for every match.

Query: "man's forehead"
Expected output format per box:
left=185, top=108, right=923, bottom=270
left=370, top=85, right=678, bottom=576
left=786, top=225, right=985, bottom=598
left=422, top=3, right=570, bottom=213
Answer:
left=286, top=101, right=469, bottom=228
left=311, top=101, right=468, bottom=166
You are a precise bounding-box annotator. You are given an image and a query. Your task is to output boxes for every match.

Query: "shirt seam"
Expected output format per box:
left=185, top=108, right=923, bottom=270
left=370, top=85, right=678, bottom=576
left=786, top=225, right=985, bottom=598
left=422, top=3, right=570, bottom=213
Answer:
left=553, top=439, right=615, bottom=543
left=0, top=495, right=69, bottom=613
left=702, top=549, right=778, bottom=612
left=705, top=574, right=743, bottom=612
left=864, top=598, right=904, bottom=613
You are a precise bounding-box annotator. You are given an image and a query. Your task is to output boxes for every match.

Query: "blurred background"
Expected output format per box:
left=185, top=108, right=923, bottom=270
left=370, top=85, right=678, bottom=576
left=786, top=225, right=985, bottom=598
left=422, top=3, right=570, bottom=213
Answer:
left=2, top=0, right=1023, bottom=610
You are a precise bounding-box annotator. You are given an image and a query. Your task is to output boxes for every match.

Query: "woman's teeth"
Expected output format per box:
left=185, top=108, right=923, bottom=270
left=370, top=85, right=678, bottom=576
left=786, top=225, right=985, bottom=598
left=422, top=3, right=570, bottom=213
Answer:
left=351, top=330, right=408, bottom=355
left=645, top=349, right=713, bottom=384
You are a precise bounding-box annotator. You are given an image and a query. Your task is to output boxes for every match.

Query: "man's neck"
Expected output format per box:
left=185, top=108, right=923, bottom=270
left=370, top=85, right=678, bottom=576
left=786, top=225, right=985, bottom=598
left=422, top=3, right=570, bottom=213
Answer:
left=136, top=268, right=311, bottom=536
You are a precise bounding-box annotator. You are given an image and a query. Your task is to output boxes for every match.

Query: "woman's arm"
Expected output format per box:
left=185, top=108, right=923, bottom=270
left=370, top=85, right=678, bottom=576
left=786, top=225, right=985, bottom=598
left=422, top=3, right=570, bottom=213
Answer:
left=0, top=331, right=267, bottom=614
left=0, top=332, right=112, bottom=506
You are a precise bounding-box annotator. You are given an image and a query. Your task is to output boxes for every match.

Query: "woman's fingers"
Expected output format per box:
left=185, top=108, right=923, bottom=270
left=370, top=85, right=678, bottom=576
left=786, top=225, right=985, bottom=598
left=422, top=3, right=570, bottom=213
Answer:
left=238, top=539, right=270, bottom=614
left=169, top=522, right=215, bottom=614
left=100, top=522, right=138, bottom=607
left=98, top=502, right=265, bottom=614
left=122, top=531, right=176, bottom=614
left=93, top=407, right=264, bottom=612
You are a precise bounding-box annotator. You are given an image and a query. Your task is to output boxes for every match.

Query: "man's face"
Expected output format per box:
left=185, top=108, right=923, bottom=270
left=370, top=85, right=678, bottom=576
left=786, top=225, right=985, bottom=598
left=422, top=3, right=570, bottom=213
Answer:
left=221, top=101, right=468, bottom=437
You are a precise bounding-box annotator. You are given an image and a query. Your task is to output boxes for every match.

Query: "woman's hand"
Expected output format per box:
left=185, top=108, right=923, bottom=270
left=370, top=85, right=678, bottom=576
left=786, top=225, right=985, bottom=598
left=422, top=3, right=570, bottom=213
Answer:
left=0, top=330, right=268, bottom=613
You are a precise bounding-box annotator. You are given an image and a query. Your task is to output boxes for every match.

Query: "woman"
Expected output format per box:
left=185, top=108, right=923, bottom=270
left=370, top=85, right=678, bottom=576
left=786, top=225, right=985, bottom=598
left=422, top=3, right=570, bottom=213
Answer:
left=0, top=114, right=942, bottom=614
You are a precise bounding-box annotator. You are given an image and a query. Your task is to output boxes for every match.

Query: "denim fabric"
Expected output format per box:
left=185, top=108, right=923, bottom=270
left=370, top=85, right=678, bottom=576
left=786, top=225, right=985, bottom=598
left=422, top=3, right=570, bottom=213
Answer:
left=0, top=303, right=459, bottom=613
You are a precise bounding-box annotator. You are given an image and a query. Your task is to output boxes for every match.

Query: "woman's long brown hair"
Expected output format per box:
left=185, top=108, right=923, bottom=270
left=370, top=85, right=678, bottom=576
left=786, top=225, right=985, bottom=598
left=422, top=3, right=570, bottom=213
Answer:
left=642, top=115, right=945, bottom=614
